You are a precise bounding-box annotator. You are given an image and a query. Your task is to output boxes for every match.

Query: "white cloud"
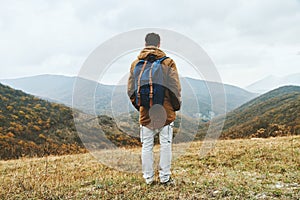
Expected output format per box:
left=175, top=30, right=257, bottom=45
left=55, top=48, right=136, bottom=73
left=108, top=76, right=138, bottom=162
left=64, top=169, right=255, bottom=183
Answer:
left=0, top=0, right=300, bottom=87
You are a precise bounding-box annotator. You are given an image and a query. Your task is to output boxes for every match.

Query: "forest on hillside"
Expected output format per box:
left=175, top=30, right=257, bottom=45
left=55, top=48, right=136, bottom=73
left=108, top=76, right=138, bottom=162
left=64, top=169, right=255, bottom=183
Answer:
left=214, top=86, right=300, bottom=139
left=0, top=84, right=87, bottom=159
left=0, top=82, right=147, bottom=160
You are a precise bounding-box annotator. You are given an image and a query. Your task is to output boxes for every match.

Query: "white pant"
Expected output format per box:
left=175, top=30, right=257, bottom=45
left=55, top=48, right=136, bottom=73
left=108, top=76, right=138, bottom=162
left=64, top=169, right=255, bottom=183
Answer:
left=140, top=123, right=173, bottom=183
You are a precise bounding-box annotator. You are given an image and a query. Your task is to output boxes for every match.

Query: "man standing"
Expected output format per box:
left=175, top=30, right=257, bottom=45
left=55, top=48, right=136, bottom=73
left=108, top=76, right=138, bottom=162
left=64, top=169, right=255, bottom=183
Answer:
left=127, top=33, right=181, bottom=185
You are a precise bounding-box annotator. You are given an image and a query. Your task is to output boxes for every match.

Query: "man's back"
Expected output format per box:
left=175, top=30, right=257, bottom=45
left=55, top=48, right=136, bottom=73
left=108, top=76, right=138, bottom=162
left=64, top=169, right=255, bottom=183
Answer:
left=127, top=32, right=181, bottom=185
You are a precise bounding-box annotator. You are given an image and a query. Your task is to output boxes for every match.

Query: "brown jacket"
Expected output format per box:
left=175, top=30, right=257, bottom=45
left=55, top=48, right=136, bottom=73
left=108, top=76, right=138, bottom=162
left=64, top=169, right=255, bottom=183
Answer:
left=127, top=46, right=181, bottom=127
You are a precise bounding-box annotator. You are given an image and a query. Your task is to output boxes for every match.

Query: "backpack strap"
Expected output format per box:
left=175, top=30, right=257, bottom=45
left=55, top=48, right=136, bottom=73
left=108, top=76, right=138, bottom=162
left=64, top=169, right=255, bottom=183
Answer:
left=148, top=63, right=155, bottom=107
left=137, top=61, right=148, bottom=107
left=157, top=56, right=168, bottom=63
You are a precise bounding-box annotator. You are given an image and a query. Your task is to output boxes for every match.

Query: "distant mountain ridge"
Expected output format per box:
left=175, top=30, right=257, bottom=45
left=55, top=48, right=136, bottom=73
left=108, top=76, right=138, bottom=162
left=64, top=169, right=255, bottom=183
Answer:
left=1, top=74, right=257, bottom=119
left=1, top=75, right=76, bottom=103
left=246, top=73, right=300, bottom=93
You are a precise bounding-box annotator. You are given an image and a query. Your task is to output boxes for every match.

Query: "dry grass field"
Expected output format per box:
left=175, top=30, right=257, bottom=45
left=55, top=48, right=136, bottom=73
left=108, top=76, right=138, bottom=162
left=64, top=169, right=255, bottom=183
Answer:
left=1, top=136, right=299, bottom=199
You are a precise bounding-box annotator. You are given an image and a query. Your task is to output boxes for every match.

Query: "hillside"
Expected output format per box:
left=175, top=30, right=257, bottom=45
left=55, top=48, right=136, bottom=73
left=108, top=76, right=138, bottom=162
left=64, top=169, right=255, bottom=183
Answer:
left=210, top=86, right=300, bottom=139
left=0, top=83, right=141, bottom=160
left=0, top=83, right=87, bottom=159
left=1, top=74, right=256, bottom=119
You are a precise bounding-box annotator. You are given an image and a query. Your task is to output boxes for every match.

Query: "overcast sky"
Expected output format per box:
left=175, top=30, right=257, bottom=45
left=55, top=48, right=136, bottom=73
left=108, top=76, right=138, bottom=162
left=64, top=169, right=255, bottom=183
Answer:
left=1, top=0, right=300, bottom=88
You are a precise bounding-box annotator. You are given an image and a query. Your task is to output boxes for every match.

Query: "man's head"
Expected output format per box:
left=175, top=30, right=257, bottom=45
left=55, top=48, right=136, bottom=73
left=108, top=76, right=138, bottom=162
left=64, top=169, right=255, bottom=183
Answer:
left=145, top=33, right=160, bottom=48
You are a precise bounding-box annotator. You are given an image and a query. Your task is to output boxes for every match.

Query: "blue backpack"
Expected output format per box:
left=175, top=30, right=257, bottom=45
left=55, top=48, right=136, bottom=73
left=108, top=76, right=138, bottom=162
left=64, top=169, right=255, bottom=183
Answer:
left=133, top=56, right=168, bottom=109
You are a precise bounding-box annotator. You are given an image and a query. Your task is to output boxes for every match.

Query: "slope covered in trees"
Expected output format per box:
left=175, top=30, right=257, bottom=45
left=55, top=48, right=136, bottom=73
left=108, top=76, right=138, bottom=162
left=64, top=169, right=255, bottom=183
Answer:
left=0, top=83, right=141, bottom=160
left=217, top=86, right=300, bottom=139
left=0, top=83, right=88, bottom=159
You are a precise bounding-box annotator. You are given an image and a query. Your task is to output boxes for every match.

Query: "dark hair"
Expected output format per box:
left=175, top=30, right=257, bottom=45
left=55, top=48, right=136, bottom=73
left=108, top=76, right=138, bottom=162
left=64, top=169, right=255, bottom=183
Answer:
left=145, top=33, right=160, bottom=46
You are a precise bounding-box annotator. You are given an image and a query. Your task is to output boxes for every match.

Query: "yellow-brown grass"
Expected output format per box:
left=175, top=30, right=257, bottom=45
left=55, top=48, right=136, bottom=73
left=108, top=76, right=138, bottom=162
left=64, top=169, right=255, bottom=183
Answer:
left=1, top=136, right=299, bottom=199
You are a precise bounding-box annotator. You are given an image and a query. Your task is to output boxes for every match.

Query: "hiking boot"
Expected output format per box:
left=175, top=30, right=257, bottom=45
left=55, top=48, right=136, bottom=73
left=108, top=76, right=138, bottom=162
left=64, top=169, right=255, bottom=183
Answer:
left=145, top=177, right=154, bottom=185
left=160, top=177, right=175, bottom=186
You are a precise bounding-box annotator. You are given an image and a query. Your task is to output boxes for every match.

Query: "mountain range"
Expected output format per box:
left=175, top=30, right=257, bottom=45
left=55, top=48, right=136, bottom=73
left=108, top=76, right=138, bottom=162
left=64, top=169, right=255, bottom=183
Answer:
left=1, top=74, right=257, bottom=119
left=0, top=81, right=299, bottom=160
left=246, top=73, right=300, bottom=93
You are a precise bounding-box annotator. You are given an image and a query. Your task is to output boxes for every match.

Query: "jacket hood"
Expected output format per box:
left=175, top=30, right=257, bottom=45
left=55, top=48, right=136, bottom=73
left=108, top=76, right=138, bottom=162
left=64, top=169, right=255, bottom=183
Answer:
left=137, top=46, right=166, bottom=60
